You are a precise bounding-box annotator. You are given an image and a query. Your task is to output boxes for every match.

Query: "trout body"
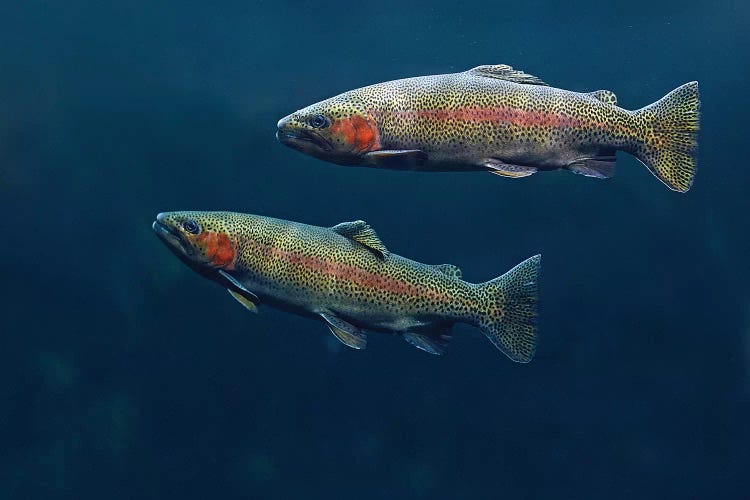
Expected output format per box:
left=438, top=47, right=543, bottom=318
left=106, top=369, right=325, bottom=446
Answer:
left=153, top=211, right=540, bottom=362
left=277, top=65, right=699, bottom=192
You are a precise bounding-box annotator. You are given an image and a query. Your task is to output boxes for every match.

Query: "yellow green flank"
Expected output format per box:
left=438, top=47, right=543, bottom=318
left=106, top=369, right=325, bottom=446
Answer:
left=153, top=211, right=541, bottom=362
left=277, top=64, right=700, bottom=192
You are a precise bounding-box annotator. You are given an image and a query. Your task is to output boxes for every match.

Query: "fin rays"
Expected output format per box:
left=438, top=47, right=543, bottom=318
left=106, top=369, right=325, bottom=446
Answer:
left=320, top=313, right=367, bottom=349
left=331, top=220, right=389, bottom=258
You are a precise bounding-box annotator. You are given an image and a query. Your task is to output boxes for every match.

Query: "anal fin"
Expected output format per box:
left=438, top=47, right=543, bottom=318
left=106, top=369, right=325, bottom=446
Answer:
left=567, top=156, right=616, bottom=179
left=403, top=331, right=451, bottom=355
left=320, top=313, right=367, bottom=350
left=485, top=159, right=537, bottom=178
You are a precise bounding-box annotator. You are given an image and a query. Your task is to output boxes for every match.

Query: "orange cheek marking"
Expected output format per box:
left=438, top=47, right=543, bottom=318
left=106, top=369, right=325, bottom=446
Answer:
left=350, top=115, right=379, bottom=152
left=213, top=233, right=236, bottom=268
left=206, top=233, right=219, bottom=260
left=196, top=232, right=213, bottom=259
left=330, top=119, right=355, bottom=146
left=330, top=115, right=380, bottom=153
left=196, top=231, right=237, bottom=269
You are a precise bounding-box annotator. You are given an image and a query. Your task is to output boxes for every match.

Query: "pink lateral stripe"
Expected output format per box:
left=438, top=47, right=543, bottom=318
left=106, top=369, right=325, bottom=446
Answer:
left=254, top=241, right=451, bottom=302
left=382, top=106, right=587, bottom=129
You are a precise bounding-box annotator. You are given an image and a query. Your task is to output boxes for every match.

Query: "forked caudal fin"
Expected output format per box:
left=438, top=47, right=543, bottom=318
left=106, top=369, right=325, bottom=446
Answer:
left=476, top=255, right=540, bottom=363
left=631, top=81, right=700, bottom=192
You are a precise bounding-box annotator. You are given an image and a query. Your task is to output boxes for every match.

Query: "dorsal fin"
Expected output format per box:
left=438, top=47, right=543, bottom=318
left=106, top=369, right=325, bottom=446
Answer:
left=331, top=220, right=389, bottom=258
left=588, top=89, right=618, bottom=106
left=467, top=65, right=548, bottom=86
left=432, top=264, right=462, bottom=279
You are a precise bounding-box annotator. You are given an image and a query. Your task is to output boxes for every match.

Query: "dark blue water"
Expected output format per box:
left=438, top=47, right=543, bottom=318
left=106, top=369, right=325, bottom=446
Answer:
left=1, top=1, right=747, bottom=498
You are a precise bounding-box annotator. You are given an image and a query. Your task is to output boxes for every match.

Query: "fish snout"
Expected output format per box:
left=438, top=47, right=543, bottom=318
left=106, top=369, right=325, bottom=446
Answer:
left=152, top=212, right=178, bottom=242
left=276, top=115, right=290, bottom=131
left=276, top=115, right=295, bottom=144
left=152, top=212, right=196, bottom=258
left=276, top=112, right=336, bottom=157
left=152, top=212, right=169, bottom=235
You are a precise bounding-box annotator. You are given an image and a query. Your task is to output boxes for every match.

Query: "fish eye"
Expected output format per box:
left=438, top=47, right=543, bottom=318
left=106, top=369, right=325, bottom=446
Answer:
left=182, top=219, right=200, bottom=234
left=308, top=114, right=329, bottom=129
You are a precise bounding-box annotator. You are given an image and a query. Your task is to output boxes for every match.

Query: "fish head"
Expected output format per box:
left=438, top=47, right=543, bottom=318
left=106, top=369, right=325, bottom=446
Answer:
left=276, top=92, right=380, bottom=165
left=152, top=211, right=238, bottom=271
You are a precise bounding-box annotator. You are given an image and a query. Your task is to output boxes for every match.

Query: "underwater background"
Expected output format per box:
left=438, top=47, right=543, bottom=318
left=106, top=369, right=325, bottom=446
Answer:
left=1, top=0, right=748, bottom=498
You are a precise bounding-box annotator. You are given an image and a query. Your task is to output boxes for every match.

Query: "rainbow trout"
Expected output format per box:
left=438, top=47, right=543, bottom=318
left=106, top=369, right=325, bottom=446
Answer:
left=153, top=211, right=541, bottom=362
left=277, top=64, right=700, bottom=192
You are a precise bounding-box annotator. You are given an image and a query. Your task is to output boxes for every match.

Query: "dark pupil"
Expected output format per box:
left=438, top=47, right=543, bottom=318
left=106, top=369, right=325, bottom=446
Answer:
left=183, top=220, right=199, bottom=234
left=310, top=114, right=327, bottom=128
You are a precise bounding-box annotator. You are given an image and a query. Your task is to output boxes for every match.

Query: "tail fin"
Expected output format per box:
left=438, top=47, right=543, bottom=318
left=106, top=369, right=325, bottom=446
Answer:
left=476, top=254, right=540, bottom=363
left=631, top=81, right=700, bottom=192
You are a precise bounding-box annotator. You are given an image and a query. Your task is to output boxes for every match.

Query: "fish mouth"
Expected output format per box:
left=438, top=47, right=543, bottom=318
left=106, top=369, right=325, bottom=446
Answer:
left=152, top=215, right=194, bottom=257
left=276, top=128, right=332, bottom=152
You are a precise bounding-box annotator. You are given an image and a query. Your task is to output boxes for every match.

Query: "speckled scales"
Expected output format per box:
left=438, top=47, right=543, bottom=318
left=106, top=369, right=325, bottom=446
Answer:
left=279, top=65, right=700, bottom=191
left=154, top=211, right=541, bottom=362
left=357, top=73, right=637, bottom=168
left=232, top=214, right=478, bottom=324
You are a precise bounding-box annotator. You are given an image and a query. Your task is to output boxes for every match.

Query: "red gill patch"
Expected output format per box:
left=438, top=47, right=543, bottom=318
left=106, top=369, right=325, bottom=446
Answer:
left=196, top=231, right=236, bottom=269
left=329, top=114, right=380, bottom=152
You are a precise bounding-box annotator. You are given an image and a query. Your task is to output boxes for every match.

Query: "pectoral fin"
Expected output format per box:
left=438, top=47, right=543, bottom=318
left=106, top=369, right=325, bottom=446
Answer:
left=227, top=289, right=258, bottom=313
left=320, top=313, right=367, bottom=350
left=402, top=331, right=451, bottom=355
left=484, top=159, right=538, bottom=178
left=364, top=149, right=428, bottom=169
left=218, top=270, right=260, bottom=301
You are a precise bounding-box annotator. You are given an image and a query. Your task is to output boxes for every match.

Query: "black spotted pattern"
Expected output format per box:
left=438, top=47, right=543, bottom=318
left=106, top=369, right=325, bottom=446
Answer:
left=155, top=211, right=541, bottom=361
left=280, top=65, right=700, bottom=191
